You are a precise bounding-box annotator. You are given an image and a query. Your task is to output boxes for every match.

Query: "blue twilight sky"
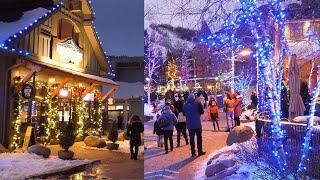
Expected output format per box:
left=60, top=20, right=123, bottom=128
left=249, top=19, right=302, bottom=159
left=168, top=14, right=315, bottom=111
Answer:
left=92, top=0, right=144, bottom=57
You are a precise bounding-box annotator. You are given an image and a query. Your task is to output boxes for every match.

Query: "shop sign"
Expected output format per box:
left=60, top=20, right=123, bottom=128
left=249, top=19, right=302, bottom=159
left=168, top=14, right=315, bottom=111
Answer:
left=57, top=39, right=83, bottom=65
left=21, top=84, right=35, bottom=99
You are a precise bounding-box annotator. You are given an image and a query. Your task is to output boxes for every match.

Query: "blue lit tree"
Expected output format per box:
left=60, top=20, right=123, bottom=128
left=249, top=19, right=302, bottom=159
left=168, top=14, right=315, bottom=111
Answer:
left=179, top=50, right=192, bottom=82
left=144, top=30, right=162, bottom=104
left=201, top=0, right=289, bottom=173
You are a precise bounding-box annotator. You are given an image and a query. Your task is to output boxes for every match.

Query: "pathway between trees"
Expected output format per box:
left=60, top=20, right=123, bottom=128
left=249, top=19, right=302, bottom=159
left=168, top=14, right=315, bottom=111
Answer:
left=144, top=114, right=229, bottom=179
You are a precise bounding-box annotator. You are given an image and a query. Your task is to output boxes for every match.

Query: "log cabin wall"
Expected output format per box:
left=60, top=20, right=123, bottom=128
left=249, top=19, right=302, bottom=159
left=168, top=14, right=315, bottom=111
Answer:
left=13, top=9, right=101, bottom=76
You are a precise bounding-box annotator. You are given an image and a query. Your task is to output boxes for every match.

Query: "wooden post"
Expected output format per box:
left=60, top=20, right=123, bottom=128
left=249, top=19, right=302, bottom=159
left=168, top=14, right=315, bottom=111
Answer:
left=82, top=83, right=100, bottom=98
left=101, top=86, right=117, bottom=102
left=51, top=78, right=72, bottom=98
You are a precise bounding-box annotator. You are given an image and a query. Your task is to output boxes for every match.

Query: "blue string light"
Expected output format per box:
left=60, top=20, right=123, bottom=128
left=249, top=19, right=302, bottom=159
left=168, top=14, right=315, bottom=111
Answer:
left=199, top=0, right=289, bottom=173
left=0, top=2, right=62, bottom=57
left=0, top=1, right=115, bottom=77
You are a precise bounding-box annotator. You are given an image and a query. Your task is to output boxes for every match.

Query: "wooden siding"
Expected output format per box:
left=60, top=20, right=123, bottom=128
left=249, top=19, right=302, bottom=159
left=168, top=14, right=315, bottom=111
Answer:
left=13, top=11, right=103, bottom=76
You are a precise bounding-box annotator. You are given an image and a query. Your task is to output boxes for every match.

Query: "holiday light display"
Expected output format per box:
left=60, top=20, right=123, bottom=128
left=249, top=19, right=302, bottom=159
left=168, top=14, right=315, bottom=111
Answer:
left=200, top=0, right=288, bottom=172
left=144, top=30, right=161, bottom=104
left=179, top=51, right=192, bottom=81
left=232, top=69, right=254, bottom=106
left=166, top=58, right=179, bottom=88
left=9, top=93, right=23, bottom=149
left=43, top=84, right=60, bottom=144
left=297, top=66, right=320, bottom=175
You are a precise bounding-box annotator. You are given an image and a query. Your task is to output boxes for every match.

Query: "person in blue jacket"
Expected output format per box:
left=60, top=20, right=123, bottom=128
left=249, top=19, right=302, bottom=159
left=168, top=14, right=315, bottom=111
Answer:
left=156, top=106, right=178, bottom=154
left=183, top=94, right=206, bottom=157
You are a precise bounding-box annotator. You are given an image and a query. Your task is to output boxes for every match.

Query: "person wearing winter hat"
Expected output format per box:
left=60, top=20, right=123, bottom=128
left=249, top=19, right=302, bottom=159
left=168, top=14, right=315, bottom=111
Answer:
left=156, top=106, right=178, bottom=154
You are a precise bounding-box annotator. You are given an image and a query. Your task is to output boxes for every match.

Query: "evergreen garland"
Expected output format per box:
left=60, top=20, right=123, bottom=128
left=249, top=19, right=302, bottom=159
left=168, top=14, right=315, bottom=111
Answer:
left=9, top=92, right=23, bottom=149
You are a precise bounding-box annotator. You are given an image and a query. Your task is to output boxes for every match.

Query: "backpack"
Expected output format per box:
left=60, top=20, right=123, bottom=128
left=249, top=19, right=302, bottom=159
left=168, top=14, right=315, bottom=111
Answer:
left=158, top=117, right=171, bottom=128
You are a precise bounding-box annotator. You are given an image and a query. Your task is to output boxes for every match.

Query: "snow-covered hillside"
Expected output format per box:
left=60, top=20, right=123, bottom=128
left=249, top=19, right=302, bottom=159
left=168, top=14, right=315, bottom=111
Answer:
left=145, top=0, right=241, bottom=31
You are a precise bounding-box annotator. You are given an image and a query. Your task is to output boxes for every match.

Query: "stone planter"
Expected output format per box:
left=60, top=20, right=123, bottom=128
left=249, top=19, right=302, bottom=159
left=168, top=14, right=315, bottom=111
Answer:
left=106, top=143, right=119, bottom=150
left=58, top=150, right=74, bottom=160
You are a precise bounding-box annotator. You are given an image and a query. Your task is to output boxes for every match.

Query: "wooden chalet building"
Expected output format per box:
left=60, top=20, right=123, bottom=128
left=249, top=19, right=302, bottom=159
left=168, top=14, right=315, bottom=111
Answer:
left=0, top=0, right=118, bottom=149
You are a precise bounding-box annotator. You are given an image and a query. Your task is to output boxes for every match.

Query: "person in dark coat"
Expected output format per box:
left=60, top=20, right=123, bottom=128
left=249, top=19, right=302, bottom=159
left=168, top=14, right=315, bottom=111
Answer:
left=117, top=113, right=123, bottom=130
left=174, top=96, right=188, bottom=147
left=250, top=91, right=258, bottom=109
left=127, top=115, right=144, bottom=160
left=173, top=95, right=184, bottom=118
left=183, top=94, right=206, bottom=157
left=157, top=106, right=178, bottom=154
left=153, top=116, right=164, bottom=147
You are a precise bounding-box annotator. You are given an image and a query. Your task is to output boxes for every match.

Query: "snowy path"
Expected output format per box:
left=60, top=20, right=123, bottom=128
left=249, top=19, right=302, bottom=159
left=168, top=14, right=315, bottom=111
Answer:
left=144, top=113, right=230, bottom=179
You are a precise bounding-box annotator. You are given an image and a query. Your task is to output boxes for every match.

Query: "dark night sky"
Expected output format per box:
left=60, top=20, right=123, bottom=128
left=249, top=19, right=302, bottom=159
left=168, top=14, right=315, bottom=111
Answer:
left=92, top=0, right=143, bottom=57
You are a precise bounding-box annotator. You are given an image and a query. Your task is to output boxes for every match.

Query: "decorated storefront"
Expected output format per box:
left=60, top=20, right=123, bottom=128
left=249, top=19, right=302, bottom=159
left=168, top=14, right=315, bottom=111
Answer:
left=0, top=1, right=117, bottom=149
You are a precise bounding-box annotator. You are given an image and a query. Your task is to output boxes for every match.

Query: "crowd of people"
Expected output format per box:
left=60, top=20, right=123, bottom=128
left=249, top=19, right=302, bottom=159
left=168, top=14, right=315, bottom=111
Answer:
left=152, top=89, right=258, bottom=157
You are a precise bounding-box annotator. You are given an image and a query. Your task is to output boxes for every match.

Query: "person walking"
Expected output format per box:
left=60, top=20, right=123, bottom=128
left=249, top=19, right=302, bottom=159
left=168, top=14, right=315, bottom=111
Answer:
left=234, top=92, right=242, bottom=126
left=127, top=115, right=144, bottom=160
left=173, top=95, right=184, bottom=118
left=183, top=94, right=206, bottom=157
left=176, top=110, right=189, bottom=147
left=224, top=93, right=235, bottom=131
left=153, top=118, right=164, bottom=148
left=209, top=99, right=220, bottom=131
left=157, top=106, right=178, bottom=154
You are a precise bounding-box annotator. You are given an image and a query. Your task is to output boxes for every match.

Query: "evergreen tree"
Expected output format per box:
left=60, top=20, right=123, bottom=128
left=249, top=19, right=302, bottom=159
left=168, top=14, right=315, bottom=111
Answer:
left=166, top=57, right=179, bottom=88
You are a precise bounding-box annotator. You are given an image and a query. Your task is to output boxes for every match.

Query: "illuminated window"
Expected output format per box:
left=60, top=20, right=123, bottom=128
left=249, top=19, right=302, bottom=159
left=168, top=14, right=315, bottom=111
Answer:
left=108, top=105, right=116, bottom=110
left=115, top=105, right=123, bottom=110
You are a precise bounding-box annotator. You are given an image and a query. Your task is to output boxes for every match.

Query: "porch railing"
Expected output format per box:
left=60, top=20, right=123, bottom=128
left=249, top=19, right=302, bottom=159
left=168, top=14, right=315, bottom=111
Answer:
left=256, top=119, right=320, bottom=178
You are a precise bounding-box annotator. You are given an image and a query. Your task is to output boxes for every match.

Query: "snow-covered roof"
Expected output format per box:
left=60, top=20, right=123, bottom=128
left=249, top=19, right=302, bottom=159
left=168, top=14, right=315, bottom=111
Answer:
left=0, top=8, right=50, bottom=44
left=287, top=40, right=320, bottom=60
left=110, top=81, right=143, bottom=99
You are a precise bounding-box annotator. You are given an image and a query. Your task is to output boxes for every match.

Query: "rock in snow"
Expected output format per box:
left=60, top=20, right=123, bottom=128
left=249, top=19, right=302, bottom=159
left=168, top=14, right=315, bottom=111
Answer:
left=28, top=145, right=51, bottom=158
left=205, top=159, right=236, bottom=177
left=84, top=136, right=100, bottom=147
left=226, top=125, right=254, bottom=146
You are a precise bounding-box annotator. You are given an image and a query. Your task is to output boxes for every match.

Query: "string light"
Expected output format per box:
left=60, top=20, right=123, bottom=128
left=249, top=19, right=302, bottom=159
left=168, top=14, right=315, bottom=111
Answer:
left=9, top=93, right=23, bottom=149
left=200, top=0, right=288, bottom=173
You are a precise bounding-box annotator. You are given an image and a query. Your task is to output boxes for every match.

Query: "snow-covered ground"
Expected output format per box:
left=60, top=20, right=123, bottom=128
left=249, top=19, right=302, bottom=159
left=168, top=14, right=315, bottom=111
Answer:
left=82, top=140, right=144, bottom=155
left=0, top=152, right=90, bottom=179
left=195, top=137, right=287, bottom=179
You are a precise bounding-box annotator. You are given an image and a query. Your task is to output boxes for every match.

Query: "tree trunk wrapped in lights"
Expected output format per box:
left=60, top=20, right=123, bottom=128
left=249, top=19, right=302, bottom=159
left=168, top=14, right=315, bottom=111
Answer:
left=297, top=66, right=320, bottom=175
left=9, top=93, right=23, bottom=150
left=44, top=88, right=59, bottom=145
left=144, top=30, right=161, bottom=104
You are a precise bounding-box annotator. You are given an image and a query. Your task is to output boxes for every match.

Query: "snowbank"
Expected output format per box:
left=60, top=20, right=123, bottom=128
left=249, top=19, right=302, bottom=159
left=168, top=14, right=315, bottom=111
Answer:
left=0, top=153, right=90, bottom=179
left=195, top=137, right=286, bottom=179
left=82, top=140, right=144, bottom=155
left=240, top=109, right=257, bottom=122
